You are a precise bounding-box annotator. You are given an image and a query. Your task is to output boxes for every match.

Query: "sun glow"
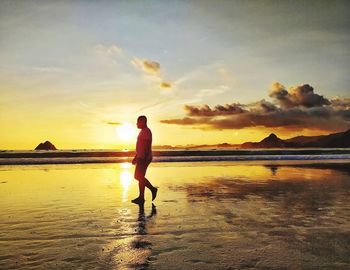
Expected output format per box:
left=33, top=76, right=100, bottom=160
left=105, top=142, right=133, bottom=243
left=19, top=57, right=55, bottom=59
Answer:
left=117, top=123, right=136, bottom=141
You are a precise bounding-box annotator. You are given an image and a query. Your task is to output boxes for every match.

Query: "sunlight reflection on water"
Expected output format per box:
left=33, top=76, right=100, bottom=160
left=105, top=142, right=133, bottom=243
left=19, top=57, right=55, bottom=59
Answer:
left=0, top=160, right=349, bottom=269
left=120, top=170, right=132, bottom=202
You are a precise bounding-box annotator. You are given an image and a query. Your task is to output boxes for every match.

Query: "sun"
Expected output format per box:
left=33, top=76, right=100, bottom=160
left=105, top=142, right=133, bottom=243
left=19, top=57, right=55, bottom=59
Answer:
left=116, top=123, right=136, bottom=141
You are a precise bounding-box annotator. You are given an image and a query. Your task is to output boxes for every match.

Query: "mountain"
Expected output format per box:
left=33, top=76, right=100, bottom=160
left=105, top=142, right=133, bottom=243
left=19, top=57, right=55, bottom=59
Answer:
left=241, top=128, right=350, bottom=148
left=285, top=128, right=350, bottom=148
left=35, top=141, right=57, bottom=150
left=241, top=133, right=291, bottom=148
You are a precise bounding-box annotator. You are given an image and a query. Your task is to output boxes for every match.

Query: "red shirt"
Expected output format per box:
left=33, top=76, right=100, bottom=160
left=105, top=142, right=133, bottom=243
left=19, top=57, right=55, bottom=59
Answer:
left=136, top=127, right=153, bottom=161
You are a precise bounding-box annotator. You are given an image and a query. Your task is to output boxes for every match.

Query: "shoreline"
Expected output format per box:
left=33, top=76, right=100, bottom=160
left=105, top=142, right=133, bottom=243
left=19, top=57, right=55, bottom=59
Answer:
left=0, top=149, right=350, bottom=165
left=1, top=157, right=350, bottom=166
left=1, top=148, right=350, bottom=158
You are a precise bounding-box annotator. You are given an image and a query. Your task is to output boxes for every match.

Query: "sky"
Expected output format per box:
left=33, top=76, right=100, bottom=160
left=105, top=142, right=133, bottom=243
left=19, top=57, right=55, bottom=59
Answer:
left=0, top=0, right=349, bottom=149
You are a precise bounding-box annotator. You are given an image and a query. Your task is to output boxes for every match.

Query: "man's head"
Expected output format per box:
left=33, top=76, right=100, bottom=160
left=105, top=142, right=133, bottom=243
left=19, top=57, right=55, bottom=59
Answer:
left=137, top=115, right=147, bottom=129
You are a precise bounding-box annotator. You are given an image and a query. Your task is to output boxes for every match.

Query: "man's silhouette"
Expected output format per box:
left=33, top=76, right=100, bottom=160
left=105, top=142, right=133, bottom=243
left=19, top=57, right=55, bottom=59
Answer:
left=131, top=115, right=158, bottom=204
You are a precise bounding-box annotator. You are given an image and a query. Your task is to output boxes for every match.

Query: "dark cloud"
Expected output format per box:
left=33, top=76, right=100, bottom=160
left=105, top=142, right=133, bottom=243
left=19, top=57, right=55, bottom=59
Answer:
left=336, top=109, right=350, bottom=120
left=143, top=60, right=160, bottom=74
left=161, top=107, right=348, bottom=131
left=160, top=81, right=172, bottom=89
left=161, top=110, right=303, bottom=129
left=132, top=58, right=160, bottom=74
left=184, top=103, right=246, bottom=116
left=247, top=99, right=279, bottom=113
left=269, top=82, right=330, bottom=108
left=160, top=83, right=350, bottom=132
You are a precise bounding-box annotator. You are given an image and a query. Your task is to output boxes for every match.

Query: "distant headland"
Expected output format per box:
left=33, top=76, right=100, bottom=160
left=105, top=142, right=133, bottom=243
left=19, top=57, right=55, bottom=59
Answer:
left=35, top=141, right=57, bottom=150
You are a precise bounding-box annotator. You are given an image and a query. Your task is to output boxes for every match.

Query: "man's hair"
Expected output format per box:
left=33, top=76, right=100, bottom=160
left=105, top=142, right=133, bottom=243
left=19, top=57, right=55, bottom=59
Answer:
left=137, top=115, right=147, bottom=123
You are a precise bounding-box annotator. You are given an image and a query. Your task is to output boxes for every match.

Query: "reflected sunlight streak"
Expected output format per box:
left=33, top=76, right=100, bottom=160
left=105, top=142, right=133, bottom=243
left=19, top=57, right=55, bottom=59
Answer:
left=120, top=170, right=132, bottom=202
left=120, top=162, right=132, bottom=169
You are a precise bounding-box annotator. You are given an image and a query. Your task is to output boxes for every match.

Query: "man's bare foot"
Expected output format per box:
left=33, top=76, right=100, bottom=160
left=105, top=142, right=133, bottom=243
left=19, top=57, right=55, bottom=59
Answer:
left=131, top=197, right=145, bottom=204
left=151, top=187, right=158, bottom=201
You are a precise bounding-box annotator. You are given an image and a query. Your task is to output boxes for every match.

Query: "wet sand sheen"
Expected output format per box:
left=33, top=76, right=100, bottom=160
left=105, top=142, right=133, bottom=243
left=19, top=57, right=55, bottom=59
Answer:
left=0, top=161, right=349, bottom=269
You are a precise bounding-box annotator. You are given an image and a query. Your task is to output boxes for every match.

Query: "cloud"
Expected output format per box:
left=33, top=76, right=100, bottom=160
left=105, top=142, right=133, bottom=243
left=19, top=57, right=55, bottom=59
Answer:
left=160, top=107, right=348, bottom=131
left=143, top=60, right=160, bottom=74
left=160, top=81, right=172, bottom=89
left=30, top=66, right=67, bottom=73
left=184, top=103, right=246, bottom=116
left=132, top=58, right=172, bottom=89
left=106, top=121, right=121, bottom=126
left=91, top=44, right=124, bottom=70
left=131, top=58, right=160, bottom=75
left=93, top=45, right=173, bottom=91
left=330, top=97, right=350, bottom=110
left=160, top=109, right=304, bottom=129
left=94, top=44, right=122, bottom=56
left=160, top=82, right=350, bottom=132
left=183, top=99, right=278, bottom=117
left=160, top=117, right=203, bottom=126
left=247, top=99, right=279, bottom=113
left=194, top=85, right=230, bottom=99
left=269, top=82, right=330, bottom=108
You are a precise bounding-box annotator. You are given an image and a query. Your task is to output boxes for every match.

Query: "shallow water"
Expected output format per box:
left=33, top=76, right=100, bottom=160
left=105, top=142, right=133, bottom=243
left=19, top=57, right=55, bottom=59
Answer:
left=0, top=160, right=349, bottom=269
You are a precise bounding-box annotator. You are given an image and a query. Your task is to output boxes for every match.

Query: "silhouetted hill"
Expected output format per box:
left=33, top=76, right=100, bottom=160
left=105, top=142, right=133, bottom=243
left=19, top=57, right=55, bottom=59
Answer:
left=241, top=128, right=350, bottom=148
left=241, top=133, right=291, bottom=148
left=35, top=141, right=57, bottom=150
left=285, top=128, right=350, bottom=148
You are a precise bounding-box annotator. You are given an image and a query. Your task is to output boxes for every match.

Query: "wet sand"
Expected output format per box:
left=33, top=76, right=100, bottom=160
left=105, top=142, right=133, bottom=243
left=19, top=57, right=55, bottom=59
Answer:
left=0, top=160, right=349, bottom=269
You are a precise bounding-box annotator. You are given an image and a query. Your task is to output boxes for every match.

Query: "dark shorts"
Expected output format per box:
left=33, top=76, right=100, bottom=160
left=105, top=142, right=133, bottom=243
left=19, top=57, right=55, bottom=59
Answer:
left=134, top=160, right=151, bottom=180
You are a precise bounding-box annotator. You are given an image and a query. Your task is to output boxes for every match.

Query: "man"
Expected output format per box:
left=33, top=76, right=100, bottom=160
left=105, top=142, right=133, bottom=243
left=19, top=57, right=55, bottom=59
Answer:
left=131, top=115, right=158, bottom=204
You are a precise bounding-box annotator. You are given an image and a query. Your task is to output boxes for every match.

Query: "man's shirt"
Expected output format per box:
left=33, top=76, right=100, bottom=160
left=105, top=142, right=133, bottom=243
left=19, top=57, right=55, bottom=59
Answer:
left=136, top=127, right=153, bottom=161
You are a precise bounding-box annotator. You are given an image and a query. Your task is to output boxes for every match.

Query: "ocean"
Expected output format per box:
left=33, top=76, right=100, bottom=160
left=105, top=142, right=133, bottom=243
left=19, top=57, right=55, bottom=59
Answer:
left=1, top=148, right=350, bottom=165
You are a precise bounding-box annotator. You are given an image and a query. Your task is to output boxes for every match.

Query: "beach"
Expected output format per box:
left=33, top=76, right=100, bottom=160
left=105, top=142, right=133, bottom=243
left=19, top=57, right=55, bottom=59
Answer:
left=2, top=0, right=350, bottom=269
left=0, top=160, right=350, bottom=269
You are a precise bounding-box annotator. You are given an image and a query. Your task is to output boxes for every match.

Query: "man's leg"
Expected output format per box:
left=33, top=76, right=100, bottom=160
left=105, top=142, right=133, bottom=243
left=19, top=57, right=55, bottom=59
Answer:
left=142, top=178, right=157, bottom=201
left=143, top=161, right=158, bottom=201
left=143, top=161, right=154, bottom=190
left=137, top=177, right=155, bottom=200
left=149, top=180, right=158, bottom=201
left=138, top=178, right=146, bottom=199
left=144, top=178, right=154, bottom=190
left=132, top=179, right=145, bottom=203
left=132, top=161, right=158, bottom=203
left=132, top=162, right=146, bottom=203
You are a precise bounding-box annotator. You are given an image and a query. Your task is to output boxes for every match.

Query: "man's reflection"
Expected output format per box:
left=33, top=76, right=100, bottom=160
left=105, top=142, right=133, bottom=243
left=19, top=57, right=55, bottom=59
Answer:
left=136, top=203, right=157, bottom=235
left=130, top=203, right=157, bottom=254
left=264, top=165, right=279, bottom=176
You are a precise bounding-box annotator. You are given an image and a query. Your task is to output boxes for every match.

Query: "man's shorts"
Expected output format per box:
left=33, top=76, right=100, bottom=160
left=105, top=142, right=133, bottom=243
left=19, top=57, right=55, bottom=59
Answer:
left=134, top=160, right=151, bottom=181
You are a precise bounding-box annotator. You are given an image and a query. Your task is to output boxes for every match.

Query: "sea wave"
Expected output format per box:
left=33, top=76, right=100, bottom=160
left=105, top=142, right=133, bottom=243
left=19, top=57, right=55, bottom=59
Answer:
left=0, top=152, right=350, bottom=165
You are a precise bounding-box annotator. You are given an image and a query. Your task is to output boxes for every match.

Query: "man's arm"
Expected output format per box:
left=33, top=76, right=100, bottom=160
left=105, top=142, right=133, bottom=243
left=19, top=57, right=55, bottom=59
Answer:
left=132, top=156, right=137, bottom=165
